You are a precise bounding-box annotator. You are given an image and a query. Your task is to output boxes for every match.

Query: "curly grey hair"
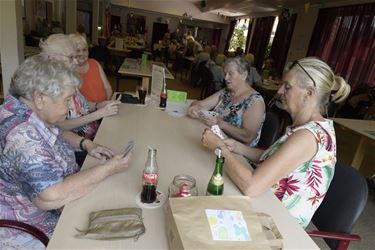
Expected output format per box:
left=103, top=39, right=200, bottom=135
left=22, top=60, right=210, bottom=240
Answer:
left=9, top=55, right=81, bottom=101
left=224, top=56, right=252, bottom=84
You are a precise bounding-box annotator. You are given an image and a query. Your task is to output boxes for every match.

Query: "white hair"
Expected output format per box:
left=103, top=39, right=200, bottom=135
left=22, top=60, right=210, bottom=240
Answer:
left=9, top=55, right=80, bottom=101
left=39, top=33, right=76, bottom=58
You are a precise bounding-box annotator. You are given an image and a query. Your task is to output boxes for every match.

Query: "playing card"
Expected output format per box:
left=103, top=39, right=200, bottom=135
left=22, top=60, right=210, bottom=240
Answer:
left=211, top=125, right=226, bottom=139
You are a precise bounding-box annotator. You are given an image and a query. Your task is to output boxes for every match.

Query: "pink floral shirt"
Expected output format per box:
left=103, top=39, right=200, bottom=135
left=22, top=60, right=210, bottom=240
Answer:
left=259, top=120, right=336, bottom=228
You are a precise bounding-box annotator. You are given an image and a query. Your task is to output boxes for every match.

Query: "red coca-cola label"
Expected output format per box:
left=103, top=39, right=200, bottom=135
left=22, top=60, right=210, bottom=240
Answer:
left=143, top=172, right=158, bottom=184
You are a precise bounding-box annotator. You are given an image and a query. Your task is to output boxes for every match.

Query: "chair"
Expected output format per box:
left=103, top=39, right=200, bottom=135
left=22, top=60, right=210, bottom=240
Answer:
left=197, top=61, right=217, bottom=99
left=257, top=112, right=280, bottom=149
left=0, top=219, right=49, bottom=247
left=307, top=162, right=368, bottom=250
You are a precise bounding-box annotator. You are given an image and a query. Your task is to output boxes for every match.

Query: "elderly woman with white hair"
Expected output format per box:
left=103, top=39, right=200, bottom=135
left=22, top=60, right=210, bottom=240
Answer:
left=202, top=57, right=351, bottom=228
left=0, top=55, right=131, bottom=248
left=189, top=56, right=265, bottom=147
left=39, top=33, right=120, bottom=140
left=69, top=33, right=113, bottom=102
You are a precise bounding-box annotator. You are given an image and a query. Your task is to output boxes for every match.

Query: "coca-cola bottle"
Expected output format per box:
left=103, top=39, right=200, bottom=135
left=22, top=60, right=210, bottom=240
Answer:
left=159, top=78, right=167, bottom=109
left=141, top=148, right=159, bottom=203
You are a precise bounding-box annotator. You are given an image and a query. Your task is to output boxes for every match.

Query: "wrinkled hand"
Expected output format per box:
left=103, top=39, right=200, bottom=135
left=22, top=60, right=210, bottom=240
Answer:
left=200, top=115, right=220, bottom=127
left=86, top=142, right=115, bottom=160
left=201, top=129, right=224, bottom=151
left=188, top=105, right=200, bottom=118
left=105, top=153, right=132, bottom=175
left=222, top=138, right=237, bottom=152
left=96, top=100, right=121, bottom=118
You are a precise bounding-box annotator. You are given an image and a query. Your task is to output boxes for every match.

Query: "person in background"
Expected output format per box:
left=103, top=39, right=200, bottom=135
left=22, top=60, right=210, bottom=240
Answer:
left=244, top=53, right=261, bottom=85
left=69, top=33, right=113, bottom=102
left=184, top=36, right=203, bottom=57
left=208, top=54, right=226, bottom=91
left=0, top=55, right=132, bottom=248
left=188, top=56, right=265, bottom=146
left=39, top=33, right=120, bottom=141
left=261, top=57, right=278, bottom=80
left=202, top=57, right=351, bottom=228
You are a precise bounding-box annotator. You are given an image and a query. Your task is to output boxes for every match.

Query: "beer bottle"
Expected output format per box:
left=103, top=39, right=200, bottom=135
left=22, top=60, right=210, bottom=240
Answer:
left=141, top=148, right=159, bottom=203
left=206, top=149, right=225, bottom=196
left=159, top=78, right=167, bottom=109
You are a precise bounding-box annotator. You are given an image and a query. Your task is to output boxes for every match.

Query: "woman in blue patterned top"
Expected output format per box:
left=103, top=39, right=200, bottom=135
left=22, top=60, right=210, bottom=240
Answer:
left=188, top=57, right=265, bottom=147
left=0, top=55, right=132, bottom=248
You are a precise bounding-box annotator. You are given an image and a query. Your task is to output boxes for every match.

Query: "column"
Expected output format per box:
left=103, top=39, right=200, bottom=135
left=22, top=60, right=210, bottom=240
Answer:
left=65, top=0, right=77, bottom=34
left=92, top=0, right=99, bottom=44
left=0, top=0, right=24, bottom=96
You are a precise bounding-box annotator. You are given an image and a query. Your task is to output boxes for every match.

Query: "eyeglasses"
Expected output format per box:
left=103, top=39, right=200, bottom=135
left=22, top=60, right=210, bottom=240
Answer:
left=51, top=53, right=77, bottom=63
left=291, top=60, right=316, bottom=88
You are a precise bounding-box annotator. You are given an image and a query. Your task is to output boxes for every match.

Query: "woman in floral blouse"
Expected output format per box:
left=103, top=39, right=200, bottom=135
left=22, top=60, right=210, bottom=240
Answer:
left=202, top=57, right=351, bottom=228
left=188, top=56, right=265, bottom=147
left=0, top=56, right=132, bottom=248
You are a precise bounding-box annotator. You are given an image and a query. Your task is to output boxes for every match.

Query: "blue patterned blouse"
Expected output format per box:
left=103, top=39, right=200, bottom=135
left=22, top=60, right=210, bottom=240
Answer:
left=0, top=95, right=79, bottom=240
left=213, top=88, right=265, bottom=147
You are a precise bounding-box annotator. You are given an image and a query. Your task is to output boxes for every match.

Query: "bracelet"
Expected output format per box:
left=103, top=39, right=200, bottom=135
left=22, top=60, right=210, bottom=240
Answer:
left=79, top=138, right=88, bottom=152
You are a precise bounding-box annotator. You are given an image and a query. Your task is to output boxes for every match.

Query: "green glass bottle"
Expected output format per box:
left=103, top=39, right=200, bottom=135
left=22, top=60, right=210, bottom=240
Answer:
left=206, top=151, right=225, bottom=196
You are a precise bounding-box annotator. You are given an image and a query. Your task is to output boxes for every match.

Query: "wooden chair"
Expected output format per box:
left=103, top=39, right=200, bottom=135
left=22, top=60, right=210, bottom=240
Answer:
left=307, top=162, right=368, bottom=250
left=0, top=219, right=49, bottom=247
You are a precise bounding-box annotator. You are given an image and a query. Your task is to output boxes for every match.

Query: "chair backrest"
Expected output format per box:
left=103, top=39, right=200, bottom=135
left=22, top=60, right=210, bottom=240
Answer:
left=311, top=162, right=368, bottom=249
left=257, top=112, right=280, bottom=149
left=0, top=219, right=49, bottom=247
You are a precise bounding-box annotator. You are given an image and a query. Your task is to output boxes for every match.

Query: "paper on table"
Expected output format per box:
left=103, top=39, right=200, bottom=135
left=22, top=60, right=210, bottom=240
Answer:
left=151, top=64, right=165, bottom=97
left=205, top=209, right=251, bottom=241
left=166, top=100, right=193, bottom=117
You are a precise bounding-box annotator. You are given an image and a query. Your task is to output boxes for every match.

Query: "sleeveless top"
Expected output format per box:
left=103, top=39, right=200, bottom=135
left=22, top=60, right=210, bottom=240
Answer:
left=67, top=90, right=98, bottom=139
left=259, top=120, right=337, bottom=228
left=80, top=59, right=107, bottom=102
left=213, top=88, right=265, bottom=147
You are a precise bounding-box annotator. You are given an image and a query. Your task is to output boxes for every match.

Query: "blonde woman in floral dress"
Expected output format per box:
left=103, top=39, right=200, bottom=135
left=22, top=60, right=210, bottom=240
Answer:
left=202, top=57, right=351, bottom=228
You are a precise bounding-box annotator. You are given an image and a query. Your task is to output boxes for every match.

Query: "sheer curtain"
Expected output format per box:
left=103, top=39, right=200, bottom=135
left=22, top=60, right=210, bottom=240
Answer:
left=269, top=14, right=297, bottom=76
left=308, top=3, right=375, bottom=89
left=249, top=16, right=276, bottom=70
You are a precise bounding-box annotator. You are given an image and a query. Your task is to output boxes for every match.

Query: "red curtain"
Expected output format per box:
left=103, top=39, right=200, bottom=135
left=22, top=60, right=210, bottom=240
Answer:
left=269, top=13, right=297, bottom=76
left=224, top=20, right=237, bottom=53
left=249, top=16, right=276, bottom=70
left=307, top=3, right=375, bottom=89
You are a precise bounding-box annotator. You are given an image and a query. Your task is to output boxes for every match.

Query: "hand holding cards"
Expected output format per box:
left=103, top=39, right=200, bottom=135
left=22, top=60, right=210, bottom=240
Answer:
left=198, top=110, right=218, bottom=120
left=211, top=125, right=226, bottom=139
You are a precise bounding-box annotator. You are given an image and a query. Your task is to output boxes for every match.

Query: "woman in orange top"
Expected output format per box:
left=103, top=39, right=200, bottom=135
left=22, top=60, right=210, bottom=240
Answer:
left=69, top=33, right=113, bottom=102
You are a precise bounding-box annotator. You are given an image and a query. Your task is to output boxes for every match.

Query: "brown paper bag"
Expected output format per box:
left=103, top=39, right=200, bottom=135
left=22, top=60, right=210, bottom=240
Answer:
left=165, top=196, right=283, bottom=250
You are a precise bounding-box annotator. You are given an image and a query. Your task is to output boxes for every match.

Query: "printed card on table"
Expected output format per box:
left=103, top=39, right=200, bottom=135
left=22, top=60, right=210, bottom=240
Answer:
left=151, top=64, right=165, bottom=97
left=205, top=209, right=251, bottom=241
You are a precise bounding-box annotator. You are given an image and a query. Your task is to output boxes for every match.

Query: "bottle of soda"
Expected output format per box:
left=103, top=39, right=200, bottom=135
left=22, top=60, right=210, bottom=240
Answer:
left=206, top=149, right=225, bottom=196
left=141, top=148, right=159, bottom=203
left=159, top=78, right=167, bottom=109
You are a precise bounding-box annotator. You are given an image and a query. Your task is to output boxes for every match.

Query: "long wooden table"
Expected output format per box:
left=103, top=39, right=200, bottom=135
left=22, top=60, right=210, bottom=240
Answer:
left=333, top=118, right=375, bottom=169
left=117, top=58, right=174, bottom=92
left=47, top=103, right=318, bottom=249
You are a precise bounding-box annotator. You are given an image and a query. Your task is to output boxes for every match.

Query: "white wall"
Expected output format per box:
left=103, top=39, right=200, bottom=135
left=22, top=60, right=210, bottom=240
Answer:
left=1, top=0, right=24, bottom=97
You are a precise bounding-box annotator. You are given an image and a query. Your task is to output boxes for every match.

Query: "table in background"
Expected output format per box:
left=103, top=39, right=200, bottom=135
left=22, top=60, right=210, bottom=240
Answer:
left=47, top=103, right=318, bottom=249
left=333, top=118, right=375, bottom=169
left=117, top=58, right=174, bottom=92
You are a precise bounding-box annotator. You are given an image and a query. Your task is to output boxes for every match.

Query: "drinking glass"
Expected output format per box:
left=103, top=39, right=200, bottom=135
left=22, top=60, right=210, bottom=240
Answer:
left=168, top=174, right=198, bottom=198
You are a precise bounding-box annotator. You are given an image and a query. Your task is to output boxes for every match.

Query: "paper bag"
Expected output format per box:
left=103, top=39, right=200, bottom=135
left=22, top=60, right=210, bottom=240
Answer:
left=165, top=196, right=283, bottom=250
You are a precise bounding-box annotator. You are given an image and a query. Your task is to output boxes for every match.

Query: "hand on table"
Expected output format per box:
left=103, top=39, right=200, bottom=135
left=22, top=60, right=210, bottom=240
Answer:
left=86, top=142, right=115, bottom=160
left=96, top=100, right=121, bottom=118
left=105, top=153, right=132, bottom=175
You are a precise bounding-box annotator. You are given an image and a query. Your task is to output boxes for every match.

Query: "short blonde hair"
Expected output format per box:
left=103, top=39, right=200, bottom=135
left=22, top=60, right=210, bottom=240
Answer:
left=285, top=57, right=351, bottom=112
